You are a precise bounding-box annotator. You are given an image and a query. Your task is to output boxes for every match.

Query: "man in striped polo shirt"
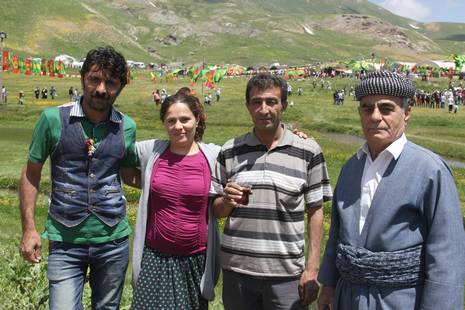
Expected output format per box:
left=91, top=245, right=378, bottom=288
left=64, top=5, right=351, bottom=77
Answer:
left=213, top=73, right=332, bottom=309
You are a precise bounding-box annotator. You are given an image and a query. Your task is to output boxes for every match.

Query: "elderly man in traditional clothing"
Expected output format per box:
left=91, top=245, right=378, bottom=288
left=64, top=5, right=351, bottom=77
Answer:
left=317, top=71, right=465, bottom=310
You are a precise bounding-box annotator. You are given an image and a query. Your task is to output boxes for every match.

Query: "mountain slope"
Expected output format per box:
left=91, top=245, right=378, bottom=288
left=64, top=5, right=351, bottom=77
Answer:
left=0, top=0, right=464, bottom=65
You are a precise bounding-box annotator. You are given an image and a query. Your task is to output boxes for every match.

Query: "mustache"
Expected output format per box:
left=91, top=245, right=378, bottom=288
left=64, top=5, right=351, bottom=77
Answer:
left=92, top=92, right=110, bottom=99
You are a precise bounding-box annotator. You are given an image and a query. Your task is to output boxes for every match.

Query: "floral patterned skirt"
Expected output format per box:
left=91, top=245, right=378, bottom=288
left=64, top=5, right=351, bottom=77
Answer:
left=131, top=246, right=208, bottom=310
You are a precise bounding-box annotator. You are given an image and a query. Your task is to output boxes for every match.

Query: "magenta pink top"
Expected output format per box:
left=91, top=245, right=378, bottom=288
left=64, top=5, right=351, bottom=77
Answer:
left=145, top=148, right=210, bottom=255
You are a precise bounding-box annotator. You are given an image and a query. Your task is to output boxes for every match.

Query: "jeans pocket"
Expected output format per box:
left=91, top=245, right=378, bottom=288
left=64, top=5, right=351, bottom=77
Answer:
left=48, top=240, right=64, bottom=253
left=111, top=236, right=129, bottom=245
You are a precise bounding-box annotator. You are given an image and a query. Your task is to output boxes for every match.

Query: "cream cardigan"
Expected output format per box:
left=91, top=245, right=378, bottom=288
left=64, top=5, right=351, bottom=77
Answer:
left=131, top=139, right=221, bottom=300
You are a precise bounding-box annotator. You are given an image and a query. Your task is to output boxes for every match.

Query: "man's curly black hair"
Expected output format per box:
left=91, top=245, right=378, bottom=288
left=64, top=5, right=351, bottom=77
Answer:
left=80, top=46, right=128, bottom=86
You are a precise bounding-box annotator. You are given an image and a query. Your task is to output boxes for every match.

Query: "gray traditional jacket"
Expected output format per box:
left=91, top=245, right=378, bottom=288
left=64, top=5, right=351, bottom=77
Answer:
left=319, top=141, right=465, bottom=310
left=132, top=139, right=221, bottom=300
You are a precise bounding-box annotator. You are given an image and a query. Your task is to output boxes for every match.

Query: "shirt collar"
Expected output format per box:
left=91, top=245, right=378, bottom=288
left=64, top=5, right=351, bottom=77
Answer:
left=357, top=133, right=407, bottom=160
left=244, top=124, right=294, bottom=147
left=70, top=99, right=122, bottom=123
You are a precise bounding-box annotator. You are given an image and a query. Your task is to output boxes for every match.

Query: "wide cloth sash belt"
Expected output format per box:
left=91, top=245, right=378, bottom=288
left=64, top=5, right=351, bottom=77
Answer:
left=336, top=243, right=425, bottom=288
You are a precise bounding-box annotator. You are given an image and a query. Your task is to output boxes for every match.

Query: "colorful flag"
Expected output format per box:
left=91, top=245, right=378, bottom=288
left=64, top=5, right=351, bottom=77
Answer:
left=2, top=50, right=8, bottom=71
left=41, top=57, right=47, bottom=75
left=48, top=59, right=55, bottom=77
left=25, top=58, right=31, bottom=75
left=126, top=64, right=133, bottom=84
left=150, top=72, right=159, bottom=84
left=57, top=60, right=65, bottom=78
left=191, top=68, right=201, bottom=82
left=12, top=54, right=19, bottom=74
left=32, top=59, right=41, bottom=74
left=213, top=68, right=227, bottom=83
left=19, top=57, right=26, bottom=72
left=452, top=54, right=465, bottom=70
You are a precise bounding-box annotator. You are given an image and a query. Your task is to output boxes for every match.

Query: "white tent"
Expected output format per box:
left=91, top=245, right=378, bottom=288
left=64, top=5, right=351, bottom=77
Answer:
left=54, top=54, right=76, bottom=66
left=431, top=60, right=455, bottom=69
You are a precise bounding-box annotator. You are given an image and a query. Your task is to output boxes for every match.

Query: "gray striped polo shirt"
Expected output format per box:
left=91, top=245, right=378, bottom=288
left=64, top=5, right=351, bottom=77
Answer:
left=213, top=127, right=332, bottom=277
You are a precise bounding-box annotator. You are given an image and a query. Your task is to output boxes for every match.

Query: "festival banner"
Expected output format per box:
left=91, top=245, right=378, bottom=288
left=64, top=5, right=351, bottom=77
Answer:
left=19, top=57, right=26, bottom=72
left=2, top=50, right=8, bottom=71
left=126, top=64, right=132, bottom=84
left=54, top=61, right=59, bottom=75
left=150, top=72, right=159, bottom=84
left=227, top=65, right=245, bottom=76
left=213, top=68, right=228, bottom=83
left=41, top=57, right=47, bottom=75
left=452, top=54, right=465, bottom=71
left=56, top=60, right=65, bottom=78
left=172, top=68, right=183, bottom=76
left=205, top=69, right=215, bottom=89
left=12, top=54, right=19, bottom=74
left=32, top=59, right=41, bottom=75
left=25, top=58, right=31, bottom=75
left=48, top=59, right=55, bottom=77
left=190, top=67, right=201, bottom=83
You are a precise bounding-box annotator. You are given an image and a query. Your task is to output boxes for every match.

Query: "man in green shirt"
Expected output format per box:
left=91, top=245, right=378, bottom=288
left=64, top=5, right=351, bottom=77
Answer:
left=19, top=46, right=137, bottom=310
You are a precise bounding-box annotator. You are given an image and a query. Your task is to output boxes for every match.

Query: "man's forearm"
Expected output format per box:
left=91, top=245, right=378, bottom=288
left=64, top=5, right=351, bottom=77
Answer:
left=19, top=162, right=44, bottom=263
left=212, top=195, right=235, bottom=218
left=19, top=164, right=42, bottom=232
left=306, top=205, right=324, bottom=270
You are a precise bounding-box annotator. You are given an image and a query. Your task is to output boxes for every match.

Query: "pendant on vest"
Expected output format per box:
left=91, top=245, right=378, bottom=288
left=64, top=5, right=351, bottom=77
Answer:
left=85, top=138, right=96, bottom=158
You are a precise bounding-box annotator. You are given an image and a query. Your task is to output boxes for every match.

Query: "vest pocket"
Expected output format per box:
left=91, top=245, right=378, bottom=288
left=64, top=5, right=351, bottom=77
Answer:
left=104, top=186, right=121, bottom=197
left=55, top=188, right=77, bottom=197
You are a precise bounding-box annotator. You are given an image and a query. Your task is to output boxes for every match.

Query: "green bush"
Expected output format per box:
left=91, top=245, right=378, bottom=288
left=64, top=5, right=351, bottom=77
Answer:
left=0, top=246, right=48, bottom=309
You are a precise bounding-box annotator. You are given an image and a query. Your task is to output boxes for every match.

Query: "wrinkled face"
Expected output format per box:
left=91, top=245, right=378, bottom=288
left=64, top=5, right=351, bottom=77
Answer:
left=163, top=102, right=197, bottom=147
left=359, top=95, right=410, bottom=154
left=247, top=87, right=287, bottom=132
left=81, top=65, right=123, bottom=112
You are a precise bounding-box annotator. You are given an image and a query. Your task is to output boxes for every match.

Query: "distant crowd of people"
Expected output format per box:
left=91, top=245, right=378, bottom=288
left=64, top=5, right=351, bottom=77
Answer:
left=1, top=85, right=83, bottom=105
left=32, top=86, right=57, bottom=100
left=152, top=87, right=222, bottom=106
left=414, top=86, right=464, bottom=113
left=333, top=89, right=349, bottom=105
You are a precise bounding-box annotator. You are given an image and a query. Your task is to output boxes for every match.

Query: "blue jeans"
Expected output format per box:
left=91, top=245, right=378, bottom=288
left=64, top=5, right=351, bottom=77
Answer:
left=47, top=237, right=129, bottom=310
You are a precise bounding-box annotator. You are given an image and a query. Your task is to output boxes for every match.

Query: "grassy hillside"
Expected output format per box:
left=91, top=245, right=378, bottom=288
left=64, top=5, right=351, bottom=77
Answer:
left=420, top=22, right=465, bottom=55
left=0, top=0, right=464, bottom=65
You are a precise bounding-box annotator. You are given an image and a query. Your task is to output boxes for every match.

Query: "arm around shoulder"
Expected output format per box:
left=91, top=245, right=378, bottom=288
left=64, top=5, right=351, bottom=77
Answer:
left=121, top=167, right=141, bottom=188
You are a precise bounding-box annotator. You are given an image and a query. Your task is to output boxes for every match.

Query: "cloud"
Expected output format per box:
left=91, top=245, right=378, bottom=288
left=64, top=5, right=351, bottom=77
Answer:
left=379, top=0, right=431, bottom=21
left=446, top=0, right=459, bottom=7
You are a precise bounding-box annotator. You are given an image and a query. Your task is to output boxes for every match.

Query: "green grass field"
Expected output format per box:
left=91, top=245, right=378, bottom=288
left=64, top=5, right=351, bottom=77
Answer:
left=0, top=71, right=464, bottom=309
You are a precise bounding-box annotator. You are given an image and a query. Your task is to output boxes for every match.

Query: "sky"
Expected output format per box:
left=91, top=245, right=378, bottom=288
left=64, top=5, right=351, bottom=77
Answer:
left=368, top=0, right=465, bottom=23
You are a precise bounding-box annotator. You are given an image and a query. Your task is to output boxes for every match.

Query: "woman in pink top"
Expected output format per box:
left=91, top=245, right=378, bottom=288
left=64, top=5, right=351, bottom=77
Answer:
left=128, top=92, right=222, bottom=310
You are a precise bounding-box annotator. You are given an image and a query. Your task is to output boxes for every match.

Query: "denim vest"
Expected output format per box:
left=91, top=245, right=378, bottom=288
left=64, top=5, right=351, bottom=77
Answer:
left=48, top=105, right=126, bottom=227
